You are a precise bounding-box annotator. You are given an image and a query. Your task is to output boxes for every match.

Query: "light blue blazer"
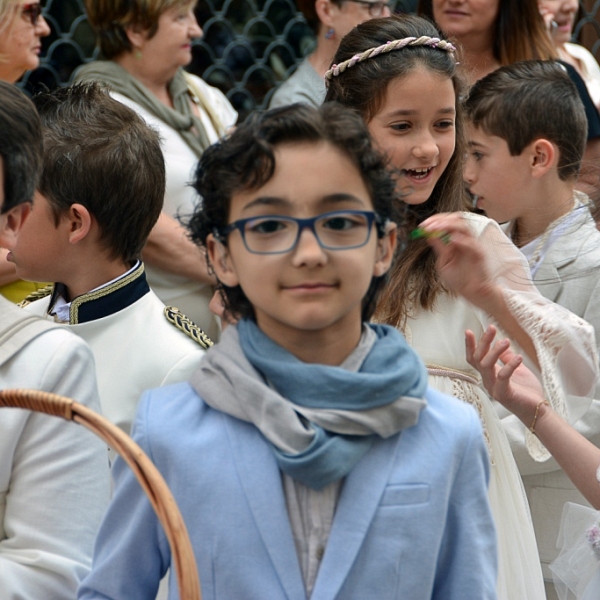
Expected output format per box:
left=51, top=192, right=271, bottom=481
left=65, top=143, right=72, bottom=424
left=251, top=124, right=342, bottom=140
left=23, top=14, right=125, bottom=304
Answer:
left=79, top=383, right=497, bottom=600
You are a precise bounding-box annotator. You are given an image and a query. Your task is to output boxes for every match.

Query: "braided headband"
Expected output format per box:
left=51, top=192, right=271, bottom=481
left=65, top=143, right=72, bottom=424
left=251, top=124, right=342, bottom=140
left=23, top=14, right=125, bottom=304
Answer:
left=325, top=36, right=456, bottom=80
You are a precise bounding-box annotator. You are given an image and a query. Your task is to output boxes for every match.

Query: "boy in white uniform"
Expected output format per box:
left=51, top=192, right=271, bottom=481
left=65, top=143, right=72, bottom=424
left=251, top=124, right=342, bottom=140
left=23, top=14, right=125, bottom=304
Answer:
left=0, top=81, right=110, bottom=598
left=464, top=59, right=600, bottom=599
left=13, top=83, right=210, bottom=435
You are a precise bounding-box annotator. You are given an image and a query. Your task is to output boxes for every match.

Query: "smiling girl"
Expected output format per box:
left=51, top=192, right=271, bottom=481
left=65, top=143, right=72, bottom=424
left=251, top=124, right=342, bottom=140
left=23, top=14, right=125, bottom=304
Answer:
left=325, top=13, right=598, bottom=600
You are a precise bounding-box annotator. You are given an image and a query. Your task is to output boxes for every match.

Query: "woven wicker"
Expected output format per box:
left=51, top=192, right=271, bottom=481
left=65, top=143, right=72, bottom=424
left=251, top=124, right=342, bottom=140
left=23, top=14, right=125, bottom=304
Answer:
left=0, top=388, right=201, bottom=600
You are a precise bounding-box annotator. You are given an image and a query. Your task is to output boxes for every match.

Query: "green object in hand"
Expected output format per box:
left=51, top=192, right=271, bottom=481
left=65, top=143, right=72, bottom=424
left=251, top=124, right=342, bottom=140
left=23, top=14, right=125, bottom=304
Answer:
left=410, top=228, right=451, bottom=244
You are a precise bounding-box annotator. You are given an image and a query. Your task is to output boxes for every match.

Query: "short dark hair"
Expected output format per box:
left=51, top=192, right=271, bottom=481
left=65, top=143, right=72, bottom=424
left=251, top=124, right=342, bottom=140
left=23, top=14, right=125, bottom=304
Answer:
left=188, top=102, right=400, bottom=322
left=33, top=83, right=165, bottom=263
left=0, top=81, right=43, bottom=213
left=465, top=60, right=587, bottom=181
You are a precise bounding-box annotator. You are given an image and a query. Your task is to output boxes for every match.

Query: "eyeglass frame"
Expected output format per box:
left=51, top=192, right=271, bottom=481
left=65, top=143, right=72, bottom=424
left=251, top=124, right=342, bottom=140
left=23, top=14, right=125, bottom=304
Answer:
left=213, top=209, right=388, bottom=255
left=345, top=0, right=396, bottom=17
left=21, top=3, right=43, bottom=26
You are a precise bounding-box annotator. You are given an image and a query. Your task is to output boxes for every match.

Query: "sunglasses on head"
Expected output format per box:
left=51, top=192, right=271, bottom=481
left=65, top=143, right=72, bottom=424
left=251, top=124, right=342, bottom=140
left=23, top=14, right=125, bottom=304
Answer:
left=21, top=3, right=43, bottom=26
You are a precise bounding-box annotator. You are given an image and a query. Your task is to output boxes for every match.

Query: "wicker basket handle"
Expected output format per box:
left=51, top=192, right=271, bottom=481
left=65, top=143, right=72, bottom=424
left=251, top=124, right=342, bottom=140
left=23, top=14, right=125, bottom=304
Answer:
left=0, top=389, right=201, bottom=600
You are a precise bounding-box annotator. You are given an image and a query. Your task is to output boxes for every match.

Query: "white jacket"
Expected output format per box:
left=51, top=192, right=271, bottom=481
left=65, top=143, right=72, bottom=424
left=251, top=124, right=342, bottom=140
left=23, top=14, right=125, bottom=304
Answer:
left=0, top=296, right=110, bottom=599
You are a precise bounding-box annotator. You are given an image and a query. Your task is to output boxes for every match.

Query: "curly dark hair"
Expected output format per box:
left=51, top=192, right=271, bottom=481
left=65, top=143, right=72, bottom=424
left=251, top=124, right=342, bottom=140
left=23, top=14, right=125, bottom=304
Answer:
left=187, top=102, right=402, bottom=322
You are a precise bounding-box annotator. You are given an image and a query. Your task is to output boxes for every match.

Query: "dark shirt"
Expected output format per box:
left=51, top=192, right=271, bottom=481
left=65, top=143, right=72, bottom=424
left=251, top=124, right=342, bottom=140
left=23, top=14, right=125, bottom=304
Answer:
left=560, top=60, right=600, bottom=141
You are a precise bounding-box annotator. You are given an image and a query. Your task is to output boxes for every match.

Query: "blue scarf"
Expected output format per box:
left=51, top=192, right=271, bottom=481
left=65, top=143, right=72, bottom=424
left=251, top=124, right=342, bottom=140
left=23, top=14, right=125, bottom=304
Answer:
left=191, top=319, right=428, bottom=489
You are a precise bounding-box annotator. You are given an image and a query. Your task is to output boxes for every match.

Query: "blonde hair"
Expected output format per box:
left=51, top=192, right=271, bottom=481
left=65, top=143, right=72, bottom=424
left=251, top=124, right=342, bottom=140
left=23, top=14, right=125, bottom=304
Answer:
left=0, top=0, right=20, bottom=40
left=85, top=0, right=195, bottom=59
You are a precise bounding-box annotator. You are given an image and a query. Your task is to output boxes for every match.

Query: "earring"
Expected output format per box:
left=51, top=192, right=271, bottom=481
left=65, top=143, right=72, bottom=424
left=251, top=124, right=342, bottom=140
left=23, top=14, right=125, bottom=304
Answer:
left=325, top=27, right=335, bottom=40
left=134, top=47, right=142, bottom=59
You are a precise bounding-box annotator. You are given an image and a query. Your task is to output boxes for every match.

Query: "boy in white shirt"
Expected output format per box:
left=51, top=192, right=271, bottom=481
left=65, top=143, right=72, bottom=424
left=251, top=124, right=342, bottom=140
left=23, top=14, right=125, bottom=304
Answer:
left=0, top=81, right=109, bottom=599
left=464, top=59, right=600, bottom=596
left=12, top=83, right=210, bottom=435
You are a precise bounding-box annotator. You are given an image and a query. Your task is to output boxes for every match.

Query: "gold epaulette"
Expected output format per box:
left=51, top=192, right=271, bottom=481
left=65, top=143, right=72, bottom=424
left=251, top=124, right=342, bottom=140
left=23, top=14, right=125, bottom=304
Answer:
left=17, top=284, right=54, bottom=308
left=164, top=306, right=214, bottom=350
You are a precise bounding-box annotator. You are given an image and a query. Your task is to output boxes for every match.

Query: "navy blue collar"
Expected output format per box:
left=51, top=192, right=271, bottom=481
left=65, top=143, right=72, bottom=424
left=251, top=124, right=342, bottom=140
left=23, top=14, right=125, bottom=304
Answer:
left=47, top=262, right=150, bottom=324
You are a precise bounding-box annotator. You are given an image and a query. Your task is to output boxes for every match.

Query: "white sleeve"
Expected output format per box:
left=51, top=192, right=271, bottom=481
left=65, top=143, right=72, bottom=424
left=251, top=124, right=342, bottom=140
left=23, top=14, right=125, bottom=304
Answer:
left=0, top=333, right=111, bottom=599
left=470, top=215, right=599, bottom=462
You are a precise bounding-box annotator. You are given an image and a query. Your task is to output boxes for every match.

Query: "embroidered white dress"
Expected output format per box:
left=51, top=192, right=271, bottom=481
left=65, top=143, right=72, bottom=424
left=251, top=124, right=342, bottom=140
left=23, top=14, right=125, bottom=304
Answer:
left=403, top=213, right=598, bottom=600
left=550, top=470, right=600, bottom=600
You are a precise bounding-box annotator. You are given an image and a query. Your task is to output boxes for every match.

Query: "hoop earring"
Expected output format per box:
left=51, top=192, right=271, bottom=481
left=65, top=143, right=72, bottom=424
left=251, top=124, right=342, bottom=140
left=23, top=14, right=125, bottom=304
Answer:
left=325, top=27, right=335, bottom=40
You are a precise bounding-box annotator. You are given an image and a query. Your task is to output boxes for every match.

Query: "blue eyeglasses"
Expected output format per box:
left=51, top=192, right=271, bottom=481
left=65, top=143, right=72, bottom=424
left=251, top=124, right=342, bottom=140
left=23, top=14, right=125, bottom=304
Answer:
left=215, top=210, right=386, bottom=255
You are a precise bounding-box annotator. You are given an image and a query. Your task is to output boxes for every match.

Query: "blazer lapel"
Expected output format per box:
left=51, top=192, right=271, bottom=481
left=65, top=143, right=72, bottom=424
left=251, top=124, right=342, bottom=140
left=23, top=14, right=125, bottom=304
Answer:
left=311, top=434, right=401, bottom=599
left=223, top=415, right=306, bottom=600
left=533, top=257, right=563, bottom=302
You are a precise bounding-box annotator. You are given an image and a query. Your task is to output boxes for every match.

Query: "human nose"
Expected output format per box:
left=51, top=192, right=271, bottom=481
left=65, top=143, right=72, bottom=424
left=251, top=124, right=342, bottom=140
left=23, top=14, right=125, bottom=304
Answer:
left=381, top=4, right=392, bottom=17
left=412, top=129, right=439, bottom=160
left=290, top=225, right=328, bottom=267
left=463, top=154, right=476, bottom=184
left=36, top=14, right=51, bottom=37
left=188, top=11, right=203, bottom=38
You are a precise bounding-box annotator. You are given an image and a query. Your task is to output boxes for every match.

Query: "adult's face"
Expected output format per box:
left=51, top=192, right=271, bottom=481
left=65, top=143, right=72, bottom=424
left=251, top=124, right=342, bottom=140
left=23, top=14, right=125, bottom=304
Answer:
left=538, top=0, right=578, bottom=46
left=132, top=4, right=202, bottom=79
left=330, top=0, right=393, bottom=41
left=0, top=0, right=50, bottom=83
left=432, top=0, right=499, bottom=40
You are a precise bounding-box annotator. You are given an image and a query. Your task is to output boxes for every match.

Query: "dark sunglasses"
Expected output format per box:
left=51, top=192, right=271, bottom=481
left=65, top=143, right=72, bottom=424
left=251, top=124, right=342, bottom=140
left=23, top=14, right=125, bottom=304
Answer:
left=21, top=3, right=43, bottom=26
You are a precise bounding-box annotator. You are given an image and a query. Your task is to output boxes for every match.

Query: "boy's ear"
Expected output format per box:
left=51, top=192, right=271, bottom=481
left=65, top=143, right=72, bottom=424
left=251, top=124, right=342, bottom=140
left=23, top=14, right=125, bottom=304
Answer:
left=67, top=203, right=93, bottom=245
left=206, top=233, right=240, bottom=287
left=373, top=222, right=397, bottom=277
left=528, top=138, right=557, bottom=178
left=0, top=203, right=31, bottom=248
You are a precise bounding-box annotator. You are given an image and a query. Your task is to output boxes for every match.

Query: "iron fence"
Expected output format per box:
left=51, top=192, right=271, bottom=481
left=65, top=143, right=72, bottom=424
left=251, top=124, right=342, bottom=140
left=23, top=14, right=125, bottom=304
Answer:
left=21, top=0, right=600, bottom=121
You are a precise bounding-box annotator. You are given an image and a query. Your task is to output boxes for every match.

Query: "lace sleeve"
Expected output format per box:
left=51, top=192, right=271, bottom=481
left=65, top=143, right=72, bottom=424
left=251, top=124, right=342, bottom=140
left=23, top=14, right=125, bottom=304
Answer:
left=467, top=214, right=599, bottom=461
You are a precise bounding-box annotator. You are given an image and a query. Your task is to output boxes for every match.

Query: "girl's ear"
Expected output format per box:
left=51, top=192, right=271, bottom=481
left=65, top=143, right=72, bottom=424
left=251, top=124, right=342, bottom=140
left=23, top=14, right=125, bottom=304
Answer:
left=373, top=222, right=397, bottom=277
left=529, top=138, right=557, bottom=178
left=207, top=233, right=240, bottom=287
left=67, top=203, right=93, bottom=245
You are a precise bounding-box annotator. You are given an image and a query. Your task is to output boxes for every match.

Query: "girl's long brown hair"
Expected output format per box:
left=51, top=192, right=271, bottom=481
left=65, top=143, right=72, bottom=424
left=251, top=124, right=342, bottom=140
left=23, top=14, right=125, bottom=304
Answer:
left=325, top=14, right=470, bottom=327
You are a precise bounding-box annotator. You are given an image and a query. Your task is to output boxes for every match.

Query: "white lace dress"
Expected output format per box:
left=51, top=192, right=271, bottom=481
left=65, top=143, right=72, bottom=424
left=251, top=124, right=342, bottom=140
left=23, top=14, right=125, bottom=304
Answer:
left=550, top=470, right=600, bottom=600
left=402, top=213, right=598, bottom=600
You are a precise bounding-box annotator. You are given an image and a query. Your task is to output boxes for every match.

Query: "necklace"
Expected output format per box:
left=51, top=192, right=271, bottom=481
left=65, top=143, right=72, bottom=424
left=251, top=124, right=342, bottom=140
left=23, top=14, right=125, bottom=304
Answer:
left=513, top=197, right=579, bottom=270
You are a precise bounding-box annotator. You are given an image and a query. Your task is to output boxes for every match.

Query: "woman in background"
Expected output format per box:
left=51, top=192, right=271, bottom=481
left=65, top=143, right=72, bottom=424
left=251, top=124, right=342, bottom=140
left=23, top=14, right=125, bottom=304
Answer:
left=0, top=0, right=51, bottom=302
left=269, top=0, right=393, bottom=108
left=418, top=0, right=555, bottom=83
left=77, top=0, right=237, bottom=341
left=538, top=0, right=600, bottom=110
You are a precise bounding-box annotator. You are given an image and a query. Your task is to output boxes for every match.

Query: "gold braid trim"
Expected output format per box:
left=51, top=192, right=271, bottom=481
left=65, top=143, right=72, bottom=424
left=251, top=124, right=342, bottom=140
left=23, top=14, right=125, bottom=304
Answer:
left=17, top=284, right=54, bottom=308
left=164, top=306, right=214, bottom=350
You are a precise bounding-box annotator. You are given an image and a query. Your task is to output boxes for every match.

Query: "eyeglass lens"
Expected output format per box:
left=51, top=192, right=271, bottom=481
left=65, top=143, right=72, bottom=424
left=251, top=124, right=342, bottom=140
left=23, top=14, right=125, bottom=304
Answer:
left=22, top=3, right=42, bottom=26
left=241, top=212, right=373, bottom=254
left=355, top=0, right=396, bottom=16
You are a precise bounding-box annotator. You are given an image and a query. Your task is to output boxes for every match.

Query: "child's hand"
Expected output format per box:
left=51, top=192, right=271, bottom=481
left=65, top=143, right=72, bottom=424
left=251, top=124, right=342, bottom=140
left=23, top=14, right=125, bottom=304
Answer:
left=466, top=325, right=545, bottom=425
left=419, top=213, right=499, bottom=309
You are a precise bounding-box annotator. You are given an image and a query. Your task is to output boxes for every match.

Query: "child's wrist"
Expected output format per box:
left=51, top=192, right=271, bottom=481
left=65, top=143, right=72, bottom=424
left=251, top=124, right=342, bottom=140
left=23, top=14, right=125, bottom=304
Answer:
left=528, top=400, right=550, bottom=435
